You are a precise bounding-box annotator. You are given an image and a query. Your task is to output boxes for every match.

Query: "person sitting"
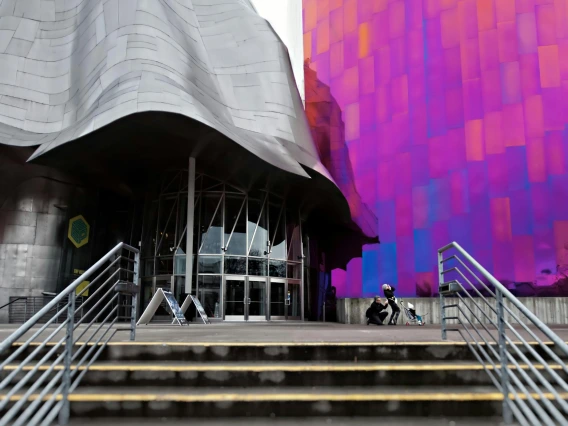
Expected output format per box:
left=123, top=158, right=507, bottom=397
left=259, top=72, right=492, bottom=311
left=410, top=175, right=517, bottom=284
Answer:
left=366, top=296, right=389, bottom=326
left=382, top=283, right=400, bottom=325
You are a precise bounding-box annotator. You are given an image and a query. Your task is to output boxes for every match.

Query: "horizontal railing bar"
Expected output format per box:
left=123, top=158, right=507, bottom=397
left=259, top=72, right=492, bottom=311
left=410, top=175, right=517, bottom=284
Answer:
left=504, top=320, right=568, bottom=391
left=504, top=336, right=567, bottom=424
left=0, top=308, right=69, bottom=371
left=71, top=321, right=118, bottom=387
left=456, top=293, right=499, bottom=346
left=12, top=366, right=65, bottom=426
left=456, top=306, right=501, bottom=369
left=0, top=243, right=138, bottom=354
left=75, top=268, right=120, bottom=304
left=74, top=282, right=120, bottom=328
left=32, top=380, right=65, bottom=426
left=0, top=330, right=67, bottom=412
left=455, top=316, right=533, bottom=426
left=442, top=304, right=459, bottom=309
left=501, top=305, right=568, bottom=377
left=0, top=318, right=69, bottom=391
left=71, top=306, right=118, bottom=364
left=0, top=345, right=66, bottom=426
left=439, top=241, right=568, bottom=356
left=441, top=267, right=457, bottom=275
left=76, top=256, right=121, bottom=298
left=454, top=284, right=498, bottom=328
left=454, top=256, right=497, bottom=298
left=453, top=321, right=503, bottom=391
left=440, top=254, right=457, bottom=264
left=454, top=268, right=498, bottom=315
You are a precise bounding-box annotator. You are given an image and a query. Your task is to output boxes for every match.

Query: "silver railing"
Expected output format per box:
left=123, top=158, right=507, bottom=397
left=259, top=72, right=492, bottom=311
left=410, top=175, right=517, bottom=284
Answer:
left=0, top=242, right=140, bottom=426
left=438, top=241, right=568, bottom=426
left=5, top=296, right=87, bottom=324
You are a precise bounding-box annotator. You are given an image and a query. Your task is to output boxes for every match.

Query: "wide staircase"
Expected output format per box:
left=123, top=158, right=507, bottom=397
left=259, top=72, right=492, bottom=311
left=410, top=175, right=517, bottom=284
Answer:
left=0, top=241, right=567, bottom=425
left=2, top=338, right=567, bottom=424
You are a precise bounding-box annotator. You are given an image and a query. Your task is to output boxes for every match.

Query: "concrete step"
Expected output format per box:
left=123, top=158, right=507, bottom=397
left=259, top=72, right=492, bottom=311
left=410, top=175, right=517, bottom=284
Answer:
left=5, top=386, right=535, bottom=418
left=7, top=341, right=567, bottom=363
left=4, top=361, right=567, bottom=388
left=68, top=417, right=510, bottom=425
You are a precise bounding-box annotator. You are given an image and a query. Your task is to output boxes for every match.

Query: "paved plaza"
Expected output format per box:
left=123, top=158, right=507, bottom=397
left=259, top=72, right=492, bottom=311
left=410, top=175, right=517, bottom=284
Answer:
left=1, top=322, right=567, bottom=344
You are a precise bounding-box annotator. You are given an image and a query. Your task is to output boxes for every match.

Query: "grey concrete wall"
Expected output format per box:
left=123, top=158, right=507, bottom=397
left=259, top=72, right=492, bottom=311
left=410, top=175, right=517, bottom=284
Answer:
left=337, top=297, right=568, bottom=326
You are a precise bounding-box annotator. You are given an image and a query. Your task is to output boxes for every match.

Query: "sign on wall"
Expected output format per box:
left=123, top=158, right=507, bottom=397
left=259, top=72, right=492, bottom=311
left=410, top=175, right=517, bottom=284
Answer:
left=68, top=215, right=90, bottom=248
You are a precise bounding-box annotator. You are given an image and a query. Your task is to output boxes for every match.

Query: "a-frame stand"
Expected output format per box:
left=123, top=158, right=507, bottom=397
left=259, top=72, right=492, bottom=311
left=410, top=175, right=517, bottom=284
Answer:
left=137, top=288, right=188, bottom=326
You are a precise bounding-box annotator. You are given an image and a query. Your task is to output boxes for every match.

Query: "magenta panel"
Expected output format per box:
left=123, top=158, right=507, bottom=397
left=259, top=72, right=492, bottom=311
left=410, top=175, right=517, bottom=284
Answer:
left=304, top=0, right=568, bottom=297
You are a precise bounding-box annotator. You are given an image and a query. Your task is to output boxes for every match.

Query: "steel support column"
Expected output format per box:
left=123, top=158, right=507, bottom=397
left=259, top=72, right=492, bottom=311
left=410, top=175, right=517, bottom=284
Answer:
left=185, top=157, right=196, bottom=294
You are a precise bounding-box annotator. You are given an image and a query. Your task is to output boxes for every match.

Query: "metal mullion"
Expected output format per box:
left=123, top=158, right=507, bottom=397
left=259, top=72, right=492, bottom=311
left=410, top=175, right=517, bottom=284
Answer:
left=224, top=196, right=247, bottom=253
left=174, top=188, right=180, bottom=252
left=269, top=201, right=284, bottom=256
left=299, top=208, right=304, bottom=320
left=162, top=170, right=181, bottom=194
left=155, top=197, right=179, bottom=255
left=198, top=193, right=224, bottom=254
left=248, top=192, right=268, bottom=255
left=153, top=193, right=162, bottom=275
left=221, top=185, right=226, bottom=281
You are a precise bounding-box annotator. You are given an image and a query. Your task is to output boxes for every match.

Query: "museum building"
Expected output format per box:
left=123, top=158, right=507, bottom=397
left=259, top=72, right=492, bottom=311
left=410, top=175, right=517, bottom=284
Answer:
left=0, top=0, right=375, bottom=323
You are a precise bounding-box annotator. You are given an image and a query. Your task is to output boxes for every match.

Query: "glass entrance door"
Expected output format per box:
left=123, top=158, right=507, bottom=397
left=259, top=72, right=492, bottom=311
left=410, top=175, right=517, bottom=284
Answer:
left=269, top=278, right=286, bottom=320
left=287, top=279, right=302, bottom=320
left=224, top=276, right=267, bottom=321
left=225, top=277, right=245, bottom=321
left=247, top=277, right=267, bottom=320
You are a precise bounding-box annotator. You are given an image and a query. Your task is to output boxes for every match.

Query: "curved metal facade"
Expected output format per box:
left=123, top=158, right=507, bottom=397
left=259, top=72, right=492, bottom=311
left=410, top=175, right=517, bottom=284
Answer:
left=0, top=0, right=333, bottom=182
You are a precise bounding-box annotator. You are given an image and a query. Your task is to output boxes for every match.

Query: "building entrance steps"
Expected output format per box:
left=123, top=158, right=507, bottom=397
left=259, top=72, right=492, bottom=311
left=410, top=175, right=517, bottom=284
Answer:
left=2, top=323, right=567, bottom=422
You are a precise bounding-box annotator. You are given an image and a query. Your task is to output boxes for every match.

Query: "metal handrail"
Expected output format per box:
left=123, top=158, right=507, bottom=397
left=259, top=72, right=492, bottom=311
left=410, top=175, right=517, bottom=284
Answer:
left=0, top=298, right=26, bottom=311
left=439, top=241, right=568, bottom=426
left=0, top=242, right=140, bottom=426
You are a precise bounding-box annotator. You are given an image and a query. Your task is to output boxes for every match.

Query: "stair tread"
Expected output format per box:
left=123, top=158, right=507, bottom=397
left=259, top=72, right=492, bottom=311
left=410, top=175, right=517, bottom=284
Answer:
left=5, top=361, right=564, bottom=371
left=7, top=385, right=567, bottom=401
left=67, top=417, right=508, bottom=426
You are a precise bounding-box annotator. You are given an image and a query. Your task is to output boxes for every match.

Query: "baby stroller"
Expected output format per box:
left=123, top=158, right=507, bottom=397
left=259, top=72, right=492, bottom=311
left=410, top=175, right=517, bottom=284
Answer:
left=399, top=299, right=427, bottom=326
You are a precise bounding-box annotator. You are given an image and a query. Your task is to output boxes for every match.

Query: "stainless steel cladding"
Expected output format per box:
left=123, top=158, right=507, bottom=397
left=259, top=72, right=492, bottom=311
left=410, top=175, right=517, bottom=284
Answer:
left=0, top=156, right=74, bottom=323
left=0, top=0, right=335, bottom=184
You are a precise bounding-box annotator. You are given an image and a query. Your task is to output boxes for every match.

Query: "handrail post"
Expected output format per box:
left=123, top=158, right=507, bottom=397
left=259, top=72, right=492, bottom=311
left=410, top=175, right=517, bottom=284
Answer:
left=59, top=291, right=75, bottom=425
left=130, top=250, right=140, bottom=341
left=496, top=288, right=512, bottom=424
left=438, top=250, right=446, bottom=340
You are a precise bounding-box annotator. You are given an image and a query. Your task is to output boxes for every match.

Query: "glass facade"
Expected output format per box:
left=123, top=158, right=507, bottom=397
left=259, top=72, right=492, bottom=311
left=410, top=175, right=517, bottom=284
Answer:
left=141, top=171, right=304, bottom=321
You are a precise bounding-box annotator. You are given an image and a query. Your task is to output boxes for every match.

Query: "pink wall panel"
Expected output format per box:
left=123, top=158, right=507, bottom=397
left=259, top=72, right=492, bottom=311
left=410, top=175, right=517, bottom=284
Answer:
left=304, top=0, right=568, bottom=297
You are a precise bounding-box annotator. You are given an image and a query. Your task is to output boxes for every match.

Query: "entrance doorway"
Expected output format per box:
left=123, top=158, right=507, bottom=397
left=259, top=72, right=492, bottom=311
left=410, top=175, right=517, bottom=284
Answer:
left=224, top=276, right=267, bottom=321
left=268, top=278, right=303, bottom=320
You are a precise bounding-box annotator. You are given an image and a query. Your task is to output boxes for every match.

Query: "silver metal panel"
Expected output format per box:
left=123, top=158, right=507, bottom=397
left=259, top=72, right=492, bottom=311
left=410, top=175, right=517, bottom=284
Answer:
left=0, top=153, right=75, bottom=321
left=0, top=0, right=335, bottom=182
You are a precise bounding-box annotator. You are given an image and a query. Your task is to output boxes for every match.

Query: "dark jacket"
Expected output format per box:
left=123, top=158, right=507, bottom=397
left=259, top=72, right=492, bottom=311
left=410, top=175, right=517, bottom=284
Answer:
left=384, top=286, right=396, bottom=300
left=366, top=300, right=387, bottom=318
